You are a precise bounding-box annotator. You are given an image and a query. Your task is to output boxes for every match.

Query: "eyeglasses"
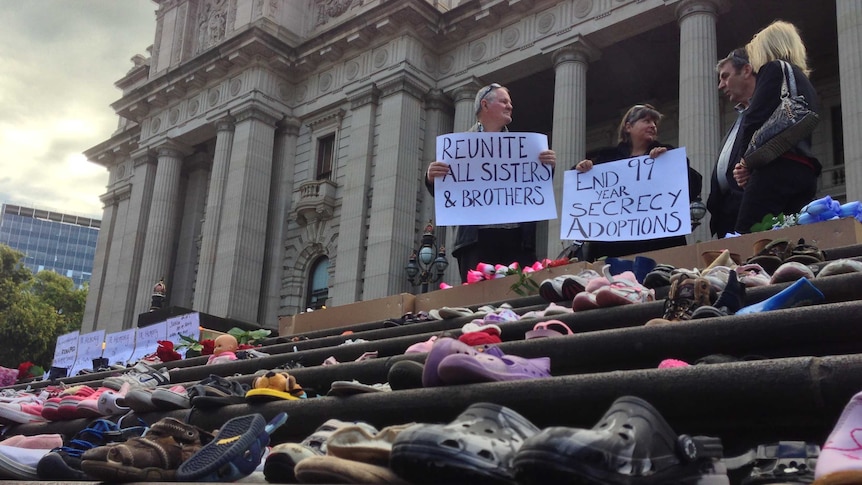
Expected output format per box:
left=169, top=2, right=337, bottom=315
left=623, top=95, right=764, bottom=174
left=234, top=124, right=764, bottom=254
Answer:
left=478, top=83, right=502, bottom=103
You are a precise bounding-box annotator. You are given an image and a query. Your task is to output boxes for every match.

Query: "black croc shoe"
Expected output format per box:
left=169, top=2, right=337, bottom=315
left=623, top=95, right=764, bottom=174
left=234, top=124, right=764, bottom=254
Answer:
left=390, top=402, right=539, bottom=485
left=513, top=395, right=728, bottom=485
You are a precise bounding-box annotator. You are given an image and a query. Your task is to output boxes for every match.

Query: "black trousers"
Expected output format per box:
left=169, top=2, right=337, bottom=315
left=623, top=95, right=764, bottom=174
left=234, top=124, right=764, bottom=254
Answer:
left=455, top=228, right=537, bottom=283
left=735, top=159, right=818, bottom=234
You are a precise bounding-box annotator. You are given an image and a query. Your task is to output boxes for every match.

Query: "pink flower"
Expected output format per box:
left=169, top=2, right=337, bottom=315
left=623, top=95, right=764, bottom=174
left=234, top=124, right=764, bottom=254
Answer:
left=439, top=282, right=453, bottom=289
left=476, top=263, right=495, bottom=277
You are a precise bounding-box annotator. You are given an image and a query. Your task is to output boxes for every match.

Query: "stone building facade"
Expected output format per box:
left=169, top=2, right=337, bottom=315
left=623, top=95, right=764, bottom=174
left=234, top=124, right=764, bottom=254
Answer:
left=81, top=0, right=862, bottom=333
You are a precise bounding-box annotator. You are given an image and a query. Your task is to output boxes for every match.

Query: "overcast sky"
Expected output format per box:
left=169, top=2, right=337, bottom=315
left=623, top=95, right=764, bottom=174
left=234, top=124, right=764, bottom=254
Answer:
left=0, top=1, right=156, bottom=219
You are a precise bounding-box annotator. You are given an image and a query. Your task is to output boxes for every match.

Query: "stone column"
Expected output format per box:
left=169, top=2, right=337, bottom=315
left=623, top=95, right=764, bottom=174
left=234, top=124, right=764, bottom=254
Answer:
left=81, top=181, right=126, bottom=333
left=332, top=84, right=380, bottom=305
left=194, top=116, right=234, bottom=313
left=172, top=152, right=209, bottom=309
left=549, top=39, right=598, bottom=257
left=838, top=0, right=862, bottom=201
left=677, top=0, right=721, bottom=242
left=209, top=105, right=279, bottom=322
left=363, top=74, right=428, bottom=299
left=422, top=89, right=456, bottom=285
left=112, top=151, right=157, bottom=329
left=259, top=116, right=300, bottom=327
left=452, top=79, right=482, bottom=132
left=136, top=144, right=188, bottom=315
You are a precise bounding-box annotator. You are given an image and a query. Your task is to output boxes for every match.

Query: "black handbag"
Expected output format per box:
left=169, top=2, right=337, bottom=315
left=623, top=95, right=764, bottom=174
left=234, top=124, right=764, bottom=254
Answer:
left=743, top=60, right=819, bottom=169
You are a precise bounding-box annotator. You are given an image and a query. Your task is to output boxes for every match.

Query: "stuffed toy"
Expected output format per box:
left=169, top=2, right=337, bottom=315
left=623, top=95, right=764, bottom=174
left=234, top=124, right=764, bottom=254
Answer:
left=246, top=371, right=306, bottom=401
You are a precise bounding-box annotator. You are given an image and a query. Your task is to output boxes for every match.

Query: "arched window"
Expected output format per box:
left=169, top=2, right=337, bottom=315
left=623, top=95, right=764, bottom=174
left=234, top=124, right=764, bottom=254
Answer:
left=306, top=256, right=330, bottom=310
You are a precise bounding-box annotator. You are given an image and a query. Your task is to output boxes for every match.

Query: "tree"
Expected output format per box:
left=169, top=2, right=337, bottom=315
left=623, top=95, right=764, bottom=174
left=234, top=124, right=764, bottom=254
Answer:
left=0, top=244, right=87, bottom=369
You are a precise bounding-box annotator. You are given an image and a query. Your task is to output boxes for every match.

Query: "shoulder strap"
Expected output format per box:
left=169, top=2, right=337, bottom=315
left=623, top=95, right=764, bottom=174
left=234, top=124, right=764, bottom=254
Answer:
left=778, top=60, right=798, bottom=98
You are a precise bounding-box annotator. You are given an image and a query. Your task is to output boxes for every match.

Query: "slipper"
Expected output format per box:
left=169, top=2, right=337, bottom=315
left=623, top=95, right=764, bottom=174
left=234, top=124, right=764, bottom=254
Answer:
left=770, top=261, right=815, bottom=284
left=295, top=455, right=410, bottom=484
left=326, top=423, right=415, bottom=464
left=405, top=336, right=438, bottom=354
left=327, top=380, right=392, bottom=396
left=264, top=419, right=378, bottom=484
left=461, top=320, right=502, bottom=336
left=525, top=320, right=573, bottom=339
left=187, top=375, right=250, bottom=408
left=817, top=258, right=862, bottom=278
left=436, top=307, right=474, bottom=319
left=176, top=412, right=288, bottom=482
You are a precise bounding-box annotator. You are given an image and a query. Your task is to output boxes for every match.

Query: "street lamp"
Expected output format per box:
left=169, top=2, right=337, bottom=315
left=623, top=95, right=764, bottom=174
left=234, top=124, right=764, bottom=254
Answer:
left=690, top=196, right=708, bottom=230
left=406, top=221, right=449, bottom=293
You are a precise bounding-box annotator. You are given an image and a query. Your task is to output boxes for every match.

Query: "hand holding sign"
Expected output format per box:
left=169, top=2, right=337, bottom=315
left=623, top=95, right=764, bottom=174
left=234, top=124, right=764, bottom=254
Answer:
left=433, top=132, right=557, bottom=226
left=561, top=148, right=692, bottom=241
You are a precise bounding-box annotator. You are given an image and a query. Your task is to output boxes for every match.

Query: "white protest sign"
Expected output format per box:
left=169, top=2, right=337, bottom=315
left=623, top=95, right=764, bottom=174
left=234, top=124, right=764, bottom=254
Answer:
left=69, top=330, right=106, bottom=376
left=104, top=329, right=136, bottom=366
left=51, top=330, right=79, bottom=370
left=561, top=148, right=692, bottom=241
left=129, top=322, right=167, bottom=363
left=434, top=132, right=557, bottom=226
left=166, top=312, right=201, bottom=357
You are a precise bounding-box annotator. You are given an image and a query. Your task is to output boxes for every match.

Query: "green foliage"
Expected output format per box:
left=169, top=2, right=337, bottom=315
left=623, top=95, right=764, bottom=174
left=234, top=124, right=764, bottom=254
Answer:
left=0, top=244, right=88, bottom=369
left=227, top=327, right=271, bottom=345
left=175, top=333, right=203, bottom=352
left=508, top=267, right=541, bottom=297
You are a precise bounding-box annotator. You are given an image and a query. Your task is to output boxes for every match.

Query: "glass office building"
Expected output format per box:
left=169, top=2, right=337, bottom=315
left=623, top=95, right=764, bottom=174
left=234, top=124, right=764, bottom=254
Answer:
left=0, top=203, right=100, bottom=288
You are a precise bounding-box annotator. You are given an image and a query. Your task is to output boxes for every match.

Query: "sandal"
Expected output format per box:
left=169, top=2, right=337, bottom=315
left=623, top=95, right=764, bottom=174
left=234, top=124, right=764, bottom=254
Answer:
left=513, top=395, right=727, bottom=484
left=391, top=402, right=540, bottom=485
left=81, top=417, right=214, bottom=482
left=176, top=412, right=287, bottom=482
left=748, top=239, right=794, bottom=275
left=436, top=348, right=551, bottom=385
left=525, top=320, right=573, bottom=339
left=784, top=238, right=824, bottom=265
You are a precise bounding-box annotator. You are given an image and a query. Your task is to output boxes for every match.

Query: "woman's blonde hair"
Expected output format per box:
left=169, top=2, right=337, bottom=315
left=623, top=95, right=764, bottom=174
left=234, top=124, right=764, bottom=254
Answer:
left=746, top=20, right=810, bottom=75
left=617, top=104, right=662, bottom=144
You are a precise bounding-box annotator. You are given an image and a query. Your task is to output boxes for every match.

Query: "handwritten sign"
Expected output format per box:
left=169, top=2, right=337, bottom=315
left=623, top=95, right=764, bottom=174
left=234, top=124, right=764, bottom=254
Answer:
left=51, top=331, right=79, bottom=370
left=69, top=330, right=106, bottom=376
left=166, top=313, right=201, bottom=357
left=104, top=329, right=136, bottom=366
left=434, top=132, right=557, bottom=225
left=561, top=148, right=692, bottom=241
left=129, top=322, right=167, bottom=364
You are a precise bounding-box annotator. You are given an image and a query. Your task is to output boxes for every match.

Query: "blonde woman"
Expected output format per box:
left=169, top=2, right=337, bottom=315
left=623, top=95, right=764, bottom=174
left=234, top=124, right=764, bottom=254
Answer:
left=733, top=20, right=821, bottom=233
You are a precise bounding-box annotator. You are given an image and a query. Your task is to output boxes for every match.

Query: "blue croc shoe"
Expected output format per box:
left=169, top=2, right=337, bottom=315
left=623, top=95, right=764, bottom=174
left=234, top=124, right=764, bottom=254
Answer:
left=176, top=412, right=287, bottom=482
left=736, top=277, right=824, bottom=315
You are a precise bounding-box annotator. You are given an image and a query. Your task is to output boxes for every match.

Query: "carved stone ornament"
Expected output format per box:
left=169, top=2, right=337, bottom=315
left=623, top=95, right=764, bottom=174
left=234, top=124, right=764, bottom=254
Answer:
left=197, top=0, right=229, bottom=53
left=315, top=0, right=359, bottom=27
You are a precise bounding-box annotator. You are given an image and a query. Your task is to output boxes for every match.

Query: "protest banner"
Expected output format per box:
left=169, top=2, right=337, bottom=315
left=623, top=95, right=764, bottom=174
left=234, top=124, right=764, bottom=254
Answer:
left=69, top=330, right=106, bottom=376
left=104, top=328, right=136, bottom=366
left=434, top=132, right=556, bottom=225
left=52, top=330, right=79, bottom=371
left=129, top=321, right=167, bottom=363
left=561, top=148, right=692, bottom=241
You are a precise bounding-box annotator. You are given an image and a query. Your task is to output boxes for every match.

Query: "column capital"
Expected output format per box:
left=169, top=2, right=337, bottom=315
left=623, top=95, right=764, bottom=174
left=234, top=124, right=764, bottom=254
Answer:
left=346, top=84, right=381, bottom=109
left=231, top=104, right=281, bottom=126
left=675, top=0, right=724, bottom=22
left=214, top=115, right=235, bottom=133
left=450, top=79, right=484, bottom=104
left=99, top=184, right=133, bottom=206
left=130, top=147, right=157, bottom=166
left=157, top=140, right=193, bottom=159
left=276, top=116, right=301, bottom=137
left=378, top=72, right=430, bottom=101
left=425, top=89, right=453, bottom=112
left=553, top=37, right=600, bottom=67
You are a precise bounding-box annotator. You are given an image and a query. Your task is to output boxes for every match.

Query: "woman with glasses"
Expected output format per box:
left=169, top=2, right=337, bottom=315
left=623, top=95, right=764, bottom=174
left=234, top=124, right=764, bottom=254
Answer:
left=425, top=83, right=557, bottom=283
left=573, top=104, right=702, bottom=261
left=732, top=20, right=820, bottom=233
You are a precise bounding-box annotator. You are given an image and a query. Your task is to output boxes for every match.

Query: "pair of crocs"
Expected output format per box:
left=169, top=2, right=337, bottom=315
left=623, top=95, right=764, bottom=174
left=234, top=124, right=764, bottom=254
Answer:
left=422, top=337, right=551, bottom=387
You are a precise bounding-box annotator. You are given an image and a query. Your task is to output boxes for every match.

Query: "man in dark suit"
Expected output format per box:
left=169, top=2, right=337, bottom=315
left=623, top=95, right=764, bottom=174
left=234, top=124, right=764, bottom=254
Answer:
left=707, top=48, right=756, bottom=238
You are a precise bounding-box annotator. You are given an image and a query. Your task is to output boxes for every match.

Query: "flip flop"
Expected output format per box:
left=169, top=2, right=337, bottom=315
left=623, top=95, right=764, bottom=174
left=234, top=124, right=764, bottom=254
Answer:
left=176, top=412, right=287, bottom=482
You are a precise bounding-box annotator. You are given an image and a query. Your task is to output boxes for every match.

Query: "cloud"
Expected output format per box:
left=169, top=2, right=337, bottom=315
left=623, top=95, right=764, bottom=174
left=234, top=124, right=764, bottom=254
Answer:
left=0, top=0, right=156, bottom=219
